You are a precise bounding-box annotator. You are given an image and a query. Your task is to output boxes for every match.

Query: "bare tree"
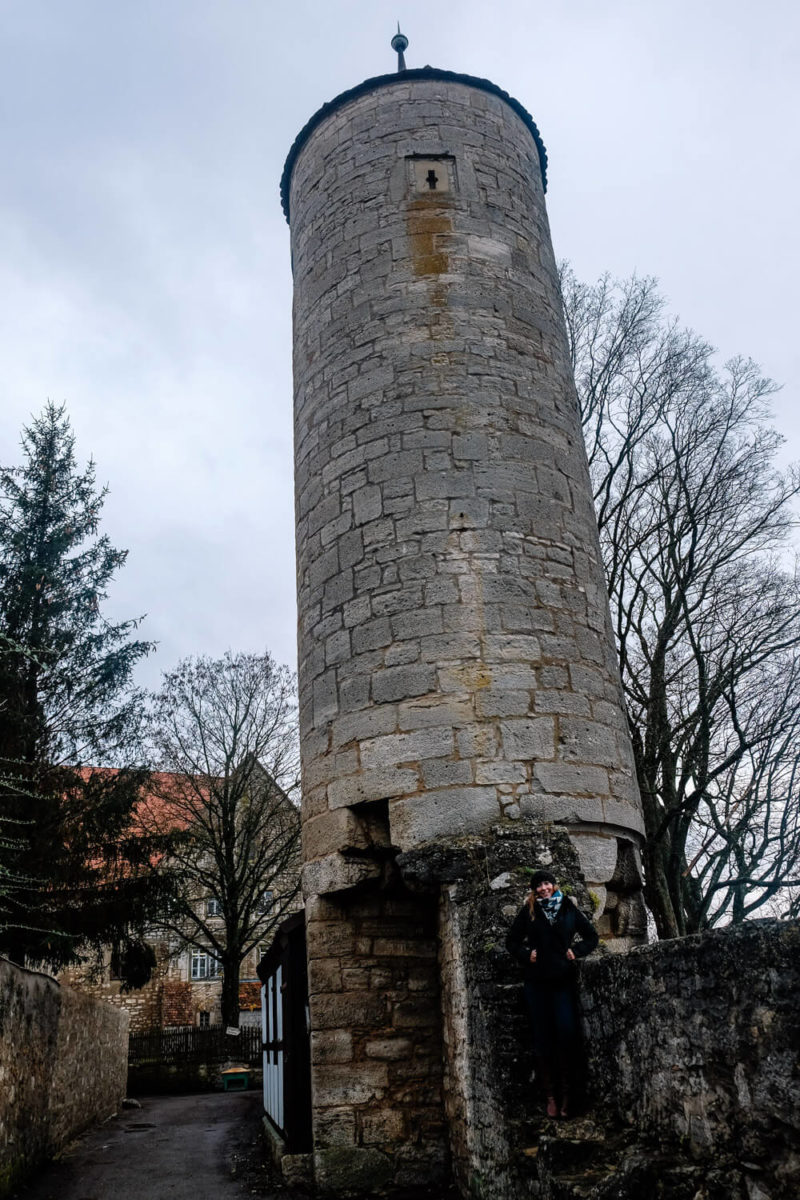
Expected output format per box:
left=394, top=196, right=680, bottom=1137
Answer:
left=142, top=651, right=301, bottom=1027
left=561, top=265, right=800, bottom=937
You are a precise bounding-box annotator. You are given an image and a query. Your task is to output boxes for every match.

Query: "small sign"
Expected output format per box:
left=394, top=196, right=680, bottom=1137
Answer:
left=225, top=1026, right=241, bottom=1037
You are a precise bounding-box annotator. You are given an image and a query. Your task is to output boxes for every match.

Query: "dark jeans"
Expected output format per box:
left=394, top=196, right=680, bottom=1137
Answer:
left=523, top=978, right=579, bottom=1059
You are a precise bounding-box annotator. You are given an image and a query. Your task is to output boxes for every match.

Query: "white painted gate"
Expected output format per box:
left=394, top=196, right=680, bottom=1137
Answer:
left=261, top=964, right=284, bottom=1132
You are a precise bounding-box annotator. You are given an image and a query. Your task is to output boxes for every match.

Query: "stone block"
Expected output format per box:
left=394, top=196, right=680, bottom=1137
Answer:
left=500, top=717, right=555, bottom=760
left=308, top=958, right=344, bottom=995
left=489, top=664, right=538, bottom=689
left=302, top=852, right=383, bottom=897
left=601, top=796, right=647, bottom=837
left=305, top=894, right=341, bottom=922
left=452, top=432, right=489, bottom=460
left=361, top=1108, right=407, bottom=1145
left=558, top=717, right=619, bottom=768
left=372, top=937, right=438, bottom=958
left=571, top=832, right=619, bottom=884
left=364, top=1037, right=414, bottom=1060
left=360, top=727, right=454, bottom=770
left=398, top=695, right=472, bottom=729
left=311, top=1029, right=354, bottom=1064
left=311, top=991, right=388, bottom=1031
left=279, top=1153, right=314, bottom=1188
left=372, top=663, right=436, bottom=702
left=351, top=617, right=392, bottom=654
left=313, top=1062, right=389, bottom=1106
left=518, top=791, right=602, bottom=826
left=303, top=808, right=370, bottom=861
left=456, top=723, right=499, bottom=758
left=305, top=921, right=355, bottom=958
left=390, top=786, right=501, bottom=845
left=476, top=760, right=527, bottom=784
left=534, top=763, right=609, bottom=795
left=327, top=767, right=419, bottom=809
left=391, top=998, right=440, bottom=1028
left=313, top=1147, right=394, bottom=1194
left=419, top=632, right=482, bottom=662
left=407, top=965, right=437, bottom=992
left=533, top=690, right=593, bottom=716
left=484, top=633, right=541, bottom=662
left=421, top=758, right=473, bottom=787
left=341, top=968, right=370, bottom=990
left=330, top=704, right=399, bottom=749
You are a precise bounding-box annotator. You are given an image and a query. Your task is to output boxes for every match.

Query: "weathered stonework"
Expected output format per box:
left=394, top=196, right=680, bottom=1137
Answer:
left=574, top=919, right=800, bottom=1199
left=306, top=881, right=448, bottom=1194
left=289, top=73, right=642, bottom=878
left=0, top=957, right=128, bottom=1196
left=399, top=820, right=594, bottom=1200
left=285, top=65, right=645, bottom=1195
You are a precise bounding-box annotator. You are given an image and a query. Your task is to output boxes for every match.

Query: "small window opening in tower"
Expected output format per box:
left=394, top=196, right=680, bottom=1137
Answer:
left=410, top=157, right=453, bottom=195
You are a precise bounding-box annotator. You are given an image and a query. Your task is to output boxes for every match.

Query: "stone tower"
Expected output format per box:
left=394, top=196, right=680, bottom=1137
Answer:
left=282, top=53, right=645, bottom=1197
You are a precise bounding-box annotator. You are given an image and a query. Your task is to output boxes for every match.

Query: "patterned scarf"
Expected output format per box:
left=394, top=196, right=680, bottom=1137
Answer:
left=538, top=889, right=563, bottom=924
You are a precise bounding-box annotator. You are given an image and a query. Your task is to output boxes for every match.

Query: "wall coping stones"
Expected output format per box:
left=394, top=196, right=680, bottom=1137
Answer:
left=280, top=66, right=549, bottom=221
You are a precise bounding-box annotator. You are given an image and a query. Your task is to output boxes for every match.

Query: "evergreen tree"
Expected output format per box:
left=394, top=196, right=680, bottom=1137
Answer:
left=0, top=403, right=170, bottom=972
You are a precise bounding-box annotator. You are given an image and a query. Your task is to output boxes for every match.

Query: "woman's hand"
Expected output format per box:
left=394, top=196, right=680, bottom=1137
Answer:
left=566, top=949, right=576, bottom=961
left=529, top=950, right=537, bottom=963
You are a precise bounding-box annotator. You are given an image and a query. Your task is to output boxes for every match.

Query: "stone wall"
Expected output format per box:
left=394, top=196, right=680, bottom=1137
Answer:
left=400, top=819, right=592, bottom=1200
left=0, top=957, right=128, bottom=1196
left=579, top=920, right=800, bottom=1198
left=306, top=882, right=448, bottom=1195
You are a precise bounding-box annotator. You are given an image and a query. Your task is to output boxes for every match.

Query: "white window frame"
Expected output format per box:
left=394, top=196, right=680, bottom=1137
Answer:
left=190, top=949, right=222, bottom=980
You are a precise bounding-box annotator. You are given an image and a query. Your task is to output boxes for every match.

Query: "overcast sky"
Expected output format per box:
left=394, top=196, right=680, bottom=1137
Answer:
left=2, top=1, right=798, bottom=690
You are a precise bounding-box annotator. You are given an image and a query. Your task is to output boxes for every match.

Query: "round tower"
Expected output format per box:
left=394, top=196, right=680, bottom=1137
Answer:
left=283, top=59, right=645, bottom=1196
left=285, top=68, right=643, bottom=888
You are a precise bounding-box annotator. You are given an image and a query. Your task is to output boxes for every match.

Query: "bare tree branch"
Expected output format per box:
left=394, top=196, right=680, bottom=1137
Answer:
left=561, top=264, right=800, bottom=937
left=139, top=650, right=301, bottom=1026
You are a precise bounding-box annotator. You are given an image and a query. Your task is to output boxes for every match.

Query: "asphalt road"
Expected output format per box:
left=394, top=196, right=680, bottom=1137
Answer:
left=14, top=1091, right=294, bottom=1200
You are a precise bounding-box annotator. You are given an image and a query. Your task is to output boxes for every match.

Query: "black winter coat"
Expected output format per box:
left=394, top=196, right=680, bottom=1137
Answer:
left=506, top=896, right=599, bottom=984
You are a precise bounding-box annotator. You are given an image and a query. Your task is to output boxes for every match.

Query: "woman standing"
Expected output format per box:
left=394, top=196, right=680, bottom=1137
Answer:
left=505, top=869, right=599, bottom=1118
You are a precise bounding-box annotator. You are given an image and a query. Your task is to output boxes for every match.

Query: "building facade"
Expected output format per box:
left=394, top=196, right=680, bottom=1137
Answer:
left=61, top=914, right=270, bottom=1032
left=61, top=769, right=302, bottom=1032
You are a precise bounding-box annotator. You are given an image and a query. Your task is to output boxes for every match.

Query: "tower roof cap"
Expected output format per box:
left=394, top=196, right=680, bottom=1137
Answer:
left=280, top=66, right=548, bottom=222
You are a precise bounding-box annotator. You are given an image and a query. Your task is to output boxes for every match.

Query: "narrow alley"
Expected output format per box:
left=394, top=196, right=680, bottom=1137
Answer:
left=13, top=1092, right=301, bottom=1200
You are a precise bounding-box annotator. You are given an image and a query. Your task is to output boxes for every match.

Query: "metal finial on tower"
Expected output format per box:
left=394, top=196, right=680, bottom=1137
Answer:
left=391, top=23, right=408, bottom=72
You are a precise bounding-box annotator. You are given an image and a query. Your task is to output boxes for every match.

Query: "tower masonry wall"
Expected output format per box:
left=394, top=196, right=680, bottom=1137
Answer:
left=287, top=72, right=647, bottom=1194
left=289, top=77, right=643, bottom=880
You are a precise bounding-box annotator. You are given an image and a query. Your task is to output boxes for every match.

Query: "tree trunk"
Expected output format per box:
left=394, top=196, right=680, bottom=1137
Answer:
left=642, top=836, right=681, bottom=939
left=220, top=958, right=241, bottom=1028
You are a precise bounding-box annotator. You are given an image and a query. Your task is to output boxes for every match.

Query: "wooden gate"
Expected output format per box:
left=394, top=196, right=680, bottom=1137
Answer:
left=257, top=911, right=311, bottom=1152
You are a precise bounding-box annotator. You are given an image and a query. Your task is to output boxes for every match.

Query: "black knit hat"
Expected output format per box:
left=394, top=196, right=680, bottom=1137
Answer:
left=529, top=869, right=557, bottom=889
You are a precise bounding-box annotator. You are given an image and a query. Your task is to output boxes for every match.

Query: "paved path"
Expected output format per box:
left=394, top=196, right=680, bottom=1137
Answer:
left=14, top=1092, right=288, bottom=1200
